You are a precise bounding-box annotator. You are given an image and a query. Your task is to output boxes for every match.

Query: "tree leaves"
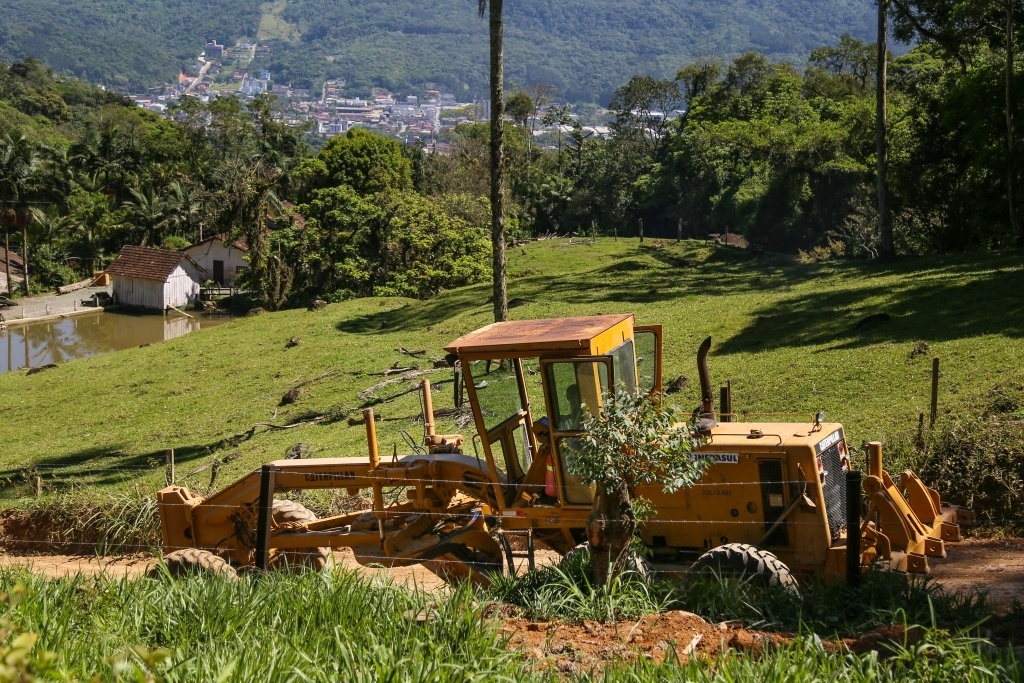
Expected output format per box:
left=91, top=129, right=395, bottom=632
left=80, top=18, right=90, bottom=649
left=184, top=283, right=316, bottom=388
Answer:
left=571, top=389, right=708, bottom=496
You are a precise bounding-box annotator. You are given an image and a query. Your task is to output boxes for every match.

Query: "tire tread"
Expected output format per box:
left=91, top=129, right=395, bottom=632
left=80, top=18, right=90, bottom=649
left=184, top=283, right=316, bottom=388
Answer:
left=692, top=542, right=799, bottom=593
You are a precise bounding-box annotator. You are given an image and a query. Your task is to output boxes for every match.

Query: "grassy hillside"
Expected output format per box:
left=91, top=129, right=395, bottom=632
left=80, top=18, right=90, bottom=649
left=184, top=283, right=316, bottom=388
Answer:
left=2, top=238, right=1023, bottom=503
left=0, top=0, right=875, bottom=98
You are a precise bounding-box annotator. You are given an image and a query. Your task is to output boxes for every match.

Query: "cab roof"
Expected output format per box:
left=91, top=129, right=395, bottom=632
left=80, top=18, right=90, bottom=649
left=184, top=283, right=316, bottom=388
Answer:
left=445, top=314, right=634, bottom=358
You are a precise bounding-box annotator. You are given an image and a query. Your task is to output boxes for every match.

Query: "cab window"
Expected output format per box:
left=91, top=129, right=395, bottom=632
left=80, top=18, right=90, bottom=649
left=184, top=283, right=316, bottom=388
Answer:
left=609, top=340, right=637, bottom=394
left=471, top=359, right=532, bottom=481
left=546, top=361, right=609, bottom=431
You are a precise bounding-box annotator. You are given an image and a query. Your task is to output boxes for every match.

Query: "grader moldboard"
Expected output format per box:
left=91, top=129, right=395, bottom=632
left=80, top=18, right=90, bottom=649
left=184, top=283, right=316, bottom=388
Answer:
left=157, top=314, right=973, bottom=586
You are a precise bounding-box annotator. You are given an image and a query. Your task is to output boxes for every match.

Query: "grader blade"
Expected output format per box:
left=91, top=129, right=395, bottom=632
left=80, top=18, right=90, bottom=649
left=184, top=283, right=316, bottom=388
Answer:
left=860, top=443, right=973, bottom=573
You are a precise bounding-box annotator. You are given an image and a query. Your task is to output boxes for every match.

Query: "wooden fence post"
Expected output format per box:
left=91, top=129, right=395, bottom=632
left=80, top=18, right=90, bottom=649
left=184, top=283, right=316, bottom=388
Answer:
left=930, top=357, right=940, bottom=425
left=165, top=448, right=175, bottom=485
left=677, top=218, right=682, bottom=243
left=638, top=218, right=644, bottom=243
left=34, top=476, right=42, bottom=498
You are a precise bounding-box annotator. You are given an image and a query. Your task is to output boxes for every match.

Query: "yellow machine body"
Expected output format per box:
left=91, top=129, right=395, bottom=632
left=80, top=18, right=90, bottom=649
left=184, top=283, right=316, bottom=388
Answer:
left=157, top=314, right=971, bottom=584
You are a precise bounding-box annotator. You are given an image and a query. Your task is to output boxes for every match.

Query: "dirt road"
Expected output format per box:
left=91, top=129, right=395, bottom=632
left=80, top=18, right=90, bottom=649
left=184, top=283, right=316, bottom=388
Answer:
left=928, top=537, right=1024, bottom=611
left=0, top=548, right=447, bottom=589
left=2, top=539, right=1022, bottom=611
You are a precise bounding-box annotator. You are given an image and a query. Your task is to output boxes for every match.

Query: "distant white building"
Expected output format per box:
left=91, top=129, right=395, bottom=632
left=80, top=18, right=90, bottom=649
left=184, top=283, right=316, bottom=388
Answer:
left=105, top=246, right=205, bottom=311
left=241, top=78, right=268, bottom=95
left=184, top=235, right=248, bottom=286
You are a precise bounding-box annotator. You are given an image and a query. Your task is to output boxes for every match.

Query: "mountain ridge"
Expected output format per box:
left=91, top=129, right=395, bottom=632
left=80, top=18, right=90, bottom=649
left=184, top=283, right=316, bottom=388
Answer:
left=0, top=0, right=875, bottom=100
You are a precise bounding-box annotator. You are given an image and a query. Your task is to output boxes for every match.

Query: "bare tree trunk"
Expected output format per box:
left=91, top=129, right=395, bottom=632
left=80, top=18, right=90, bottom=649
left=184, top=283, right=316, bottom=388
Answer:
left=21, top=221, right=29, bottom=295
left=1007, top=0, right=1021, bottom=246
left=3, top=221, right=10, bottom=297
left=586, top=480, right=636, bottom=586
left=489, top=0, right=508, bottom=322
left=877, top=0, right=894, bottom=257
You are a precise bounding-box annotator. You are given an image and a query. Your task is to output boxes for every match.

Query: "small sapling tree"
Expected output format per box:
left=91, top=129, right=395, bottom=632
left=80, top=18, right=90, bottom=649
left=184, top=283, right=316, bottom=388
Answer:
left=573, top=389, right=707, bottom=585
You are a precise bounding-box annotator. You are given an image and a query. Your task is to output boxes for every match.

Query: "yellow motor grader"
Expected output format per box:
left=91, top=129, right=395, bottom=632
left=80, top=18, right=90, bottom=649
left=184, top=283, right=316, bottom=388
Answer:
left=156, top=314, right=972, bottom=585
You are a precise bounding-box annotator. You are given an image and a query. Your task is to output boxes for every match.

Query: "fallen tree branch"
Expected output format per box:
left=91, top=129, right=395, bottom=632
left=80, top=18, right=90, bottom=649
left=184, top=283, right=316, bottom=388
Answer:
left=358, top=367, right=449, bottom=400
left=291, top=370, right=338, bottom=389
left=229, top=415, right=331, bottom=445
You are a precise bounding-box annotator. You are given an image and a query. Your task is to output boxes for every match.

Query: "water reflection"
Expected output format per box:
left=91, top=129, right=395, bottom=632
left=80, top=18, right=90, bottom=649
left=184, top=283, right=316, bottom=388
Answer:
left=0, top=312, right=233, bottom=374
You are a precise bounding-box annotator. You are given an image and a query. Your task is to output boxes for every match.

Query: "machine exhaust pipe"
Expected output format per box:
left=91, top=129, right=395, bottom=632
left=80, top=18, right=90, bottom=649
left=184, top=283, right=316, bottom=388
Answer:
left=697, top=336, right=717, bottom=428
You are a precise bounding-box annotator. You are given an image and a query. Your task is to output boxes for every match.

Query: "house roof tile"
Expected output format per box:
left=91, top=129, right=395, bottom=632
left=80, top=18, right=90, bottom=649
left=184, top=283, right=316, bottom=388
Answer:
left=0, top=248, right=25, bottom=273
left=105, top=245, right=203, bottom=281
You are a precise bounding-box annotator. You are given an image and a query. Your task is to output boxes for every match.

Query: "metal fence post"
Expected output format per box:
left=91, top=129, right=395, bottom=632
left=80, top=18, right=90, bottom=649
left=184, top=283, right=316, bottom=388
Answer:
left=255, top=465, right=276, bottom=571
left=846, top=470, right=862, bottom=590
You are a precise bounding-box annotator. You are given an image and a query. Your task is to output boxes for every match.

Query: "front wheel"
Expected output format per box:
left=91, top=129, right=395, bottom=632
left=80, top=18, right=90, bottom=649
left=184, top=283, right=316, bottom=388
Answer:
left=270, top=499, right=331, bottom=571
left=153, top=548, right=238, bottom=579
left=691, top=543, right=799, bottom=594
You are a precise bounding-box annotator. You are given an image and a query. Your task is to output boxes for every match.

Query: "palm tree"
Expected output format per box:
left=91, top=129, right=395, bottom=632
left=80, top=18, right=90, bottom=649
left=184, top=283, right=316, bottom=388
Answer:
left=0, top=134, right=38, bottom=295
left=168, top=181, right=206, bottom=242
left=123, top=186, right=171, bottom=247
left=214, top=158, right=290, bottom=309
left=479, top=0, right=508, bottom=322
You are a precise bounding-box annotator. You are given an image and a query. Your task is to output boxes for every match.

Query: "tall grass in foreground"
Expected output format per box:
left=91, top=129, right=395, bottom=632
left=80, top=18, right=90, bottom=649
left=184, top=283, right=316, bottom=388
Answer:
left=0, top=568, right=525, bottom=682
left=592, top=632, right=1020, bottom=683
left=490, top=553, right=990, bottom=637
left=0, top=567, right=1017, bottom=682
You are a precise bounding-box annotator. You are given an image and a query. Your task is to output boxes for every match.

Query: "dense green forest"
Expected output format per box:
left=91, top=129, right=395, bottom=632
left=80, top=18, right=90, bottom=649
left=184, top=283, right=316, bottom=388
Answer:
left=0, top=0, right=875, bottom=99
left=0, top=0, right=261, bottom=89
left=257, top=0, right=876, bottom=101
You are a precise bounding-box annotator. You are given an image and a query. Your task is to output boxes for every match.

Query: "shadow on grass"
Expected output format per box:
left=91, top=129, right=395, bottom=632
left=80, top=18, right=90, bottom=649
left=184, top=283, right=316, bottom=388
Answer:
left=717, top=258, right=1024, bottom=354
left=0, top=443, right=219, bottom=490
left=337, top=244, right=1024, bottom=356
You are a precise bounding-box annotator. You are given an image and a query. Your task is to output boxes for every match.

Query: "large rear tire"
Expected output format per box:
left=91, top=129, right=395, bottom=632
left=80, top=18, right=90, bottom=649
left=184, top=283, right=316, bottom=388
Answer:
left=271, top=499, right=331, bottom=572
left=154, top=548, right=238, bottom=579
left=691, top=543, right=799, bottom=594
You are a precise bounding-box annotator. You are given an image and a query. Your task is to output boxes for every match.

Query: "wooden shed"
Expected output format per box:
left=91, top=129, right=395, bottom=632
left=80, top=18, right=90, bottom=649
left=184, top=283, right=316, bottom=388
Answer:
left=105, top=246, right=205, bottom=311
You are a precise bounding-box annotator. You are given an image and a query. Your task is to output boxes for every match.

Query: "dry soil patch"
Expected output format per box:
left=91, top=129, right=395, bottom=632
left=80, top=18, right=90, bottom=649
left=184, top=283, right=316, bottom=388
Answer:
left=500, top=610, right=788, bottom=674
left=929, top=538, right=1024, bottom=612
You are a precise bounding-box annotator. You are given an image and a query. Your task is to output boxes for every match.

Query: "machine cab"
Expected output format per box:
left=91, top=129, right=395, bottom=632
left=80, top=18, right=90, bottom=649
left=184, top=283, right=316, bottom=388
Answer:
left=444, top=315, right=662, bottom=512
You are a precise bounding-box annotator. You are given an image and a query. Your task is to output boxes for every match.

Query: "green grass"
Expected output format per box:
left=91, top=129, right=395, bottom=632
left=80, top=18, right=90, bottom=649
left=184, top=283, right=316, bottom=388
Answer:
left=2, top=238, right=1024, bottom=507
left=488, top=551, right=992, bottom=637
left=257, top=0, right=301, bottom=42
left=0, top=568, right=1017, bottom=682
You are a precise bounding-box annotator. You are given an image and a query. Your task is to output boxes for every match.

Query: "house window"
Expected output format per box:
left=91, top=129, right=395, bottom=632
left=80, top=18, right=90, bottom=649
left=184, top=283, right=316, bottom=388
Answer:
left=235, top=265, right=249, bottom=275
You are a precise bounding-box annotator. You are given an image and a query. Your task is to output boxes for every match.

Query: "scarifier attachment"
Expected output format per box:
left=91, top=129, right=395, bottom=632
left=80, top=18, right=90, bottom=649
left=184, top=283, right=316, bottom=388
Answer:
left=859, top=442, right=973, bottom=573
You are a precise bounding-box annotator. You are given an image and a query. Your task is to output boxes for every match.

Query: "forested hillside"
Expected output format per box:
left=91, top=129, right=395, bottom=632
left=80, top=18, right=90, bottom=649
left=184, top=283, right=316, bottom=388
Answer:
left=0, top=0, right=261, bottom=89
left=0, top=0, right=875, bottom=99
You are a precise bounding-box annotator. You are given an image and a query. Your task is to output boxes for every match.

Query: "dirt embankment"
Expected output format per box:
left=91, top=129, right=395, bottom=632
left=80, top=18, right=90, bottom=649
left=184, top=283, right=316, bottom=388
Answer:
left=500, top=609, right=788, bottom=674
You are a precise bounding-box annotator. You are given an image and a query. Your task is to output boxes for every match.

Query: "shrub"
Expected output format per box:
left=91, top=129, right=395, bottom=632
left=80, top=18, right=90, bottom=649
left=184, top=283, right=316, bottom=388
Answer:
left=918, top=415, right=1024, bottom=523
left=27, top=244, right=78, bottom=289
left=161, top=235, right=191, bottom=251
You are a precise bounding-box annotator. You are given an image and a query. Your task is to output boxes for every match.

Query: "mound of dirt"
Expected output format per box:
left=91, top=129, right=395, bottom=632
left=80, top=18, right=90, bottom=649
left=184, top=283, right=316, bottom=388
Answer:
left=0, top=508, right=56, bottom=552
left=500, top=610, right=789, bottom=673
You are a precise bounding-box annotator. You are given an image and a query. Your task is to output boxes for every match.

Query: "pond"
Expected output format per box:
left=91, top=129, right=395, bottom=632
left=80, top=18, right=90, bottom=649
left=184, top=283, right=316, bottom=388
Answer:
left=0, top=311, right=234, bottom=374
